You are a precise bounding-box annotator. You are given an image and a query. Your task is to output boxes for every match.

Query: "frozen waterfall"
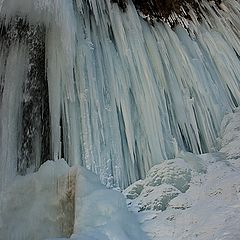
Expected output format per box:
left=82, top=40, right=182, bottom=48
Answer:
left=0, top=0, right=240, bottom=191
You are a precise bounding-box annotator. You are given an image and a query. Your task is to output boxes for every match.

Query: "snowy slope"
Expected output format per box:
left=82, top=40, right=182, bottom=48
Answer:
left=124, top=108, right=240, bottom=240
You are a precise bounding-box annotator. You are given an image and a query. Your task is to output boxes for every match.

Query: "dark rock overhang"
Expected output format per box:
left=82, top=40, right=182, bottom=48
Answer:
left=112, top=0, right=222, bottom=24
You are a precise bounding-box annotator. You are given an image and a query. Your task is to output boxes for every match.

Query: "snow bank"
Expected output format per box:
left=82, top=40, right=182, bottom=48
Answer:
left=72, top=166, right=148, bottom=240
left=0, top=160, right=147, bottom=240
left=0, top=160, right=70, bottom=240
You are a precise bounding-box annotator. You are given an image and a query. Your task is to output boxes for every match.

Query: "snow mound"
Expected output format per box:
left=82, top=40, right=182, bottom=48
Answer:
left=72, top=167, right=148, bottom=240
left=145, top=158, right=194, bottom=192
left=0, top=160, right=71, bottom=240
left=0, top=160, right=148, bottom=240
left=124, top=157, right=204, bottom=212
left=137, top=184, right=181, bottom=211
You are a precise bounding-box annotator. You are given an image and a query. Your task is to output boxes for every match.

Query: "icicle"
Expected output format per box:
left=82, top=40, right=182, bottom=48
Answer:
left=0, top=44, right=28, bottom=191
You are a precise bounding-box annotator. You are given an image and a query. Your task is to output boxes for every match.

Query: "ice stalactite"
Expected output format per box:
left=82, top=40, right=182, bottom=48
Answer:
left=0, top=43, right=28, bottom=191
left=63, top=0, right=240, bottom=188
left=0, top=0, right=240, bottom=189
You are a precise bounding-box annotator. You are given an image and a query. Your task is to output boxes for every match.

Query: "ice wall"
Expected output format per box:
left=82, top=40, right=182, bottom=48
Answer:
left=0, top=0, right=240, bottom=189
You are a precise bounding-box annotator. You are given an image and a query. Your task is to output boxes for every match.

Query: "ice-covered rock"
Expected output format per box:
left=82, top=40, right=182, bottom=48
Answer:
left=137, top=184, right=181, bottom=211
left=145, top=158, right=192, bottom=192
left=124, top=157, right=202, bottom=212
left=72, top=167, right=148, bottom=240
left=220, top=107, right=240, bottom=161
left=124, top=180, right=145, bottom=200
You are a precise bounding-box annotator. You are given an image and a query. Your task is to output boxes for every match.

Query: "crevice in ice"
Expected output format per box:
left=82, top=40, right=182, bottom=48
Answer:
left=19, top=22, right=50, bottom=175
left=227, top=85, right=238, bottom=108
left=60, top=116, right=65, bottom=161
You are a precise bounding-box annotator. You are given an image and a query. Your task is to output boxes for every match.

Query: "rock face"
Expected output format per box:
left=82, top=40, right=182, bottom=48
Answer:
left=113, top=0, right=221, bottom=23
left=0, top=18, right=50, bottom=175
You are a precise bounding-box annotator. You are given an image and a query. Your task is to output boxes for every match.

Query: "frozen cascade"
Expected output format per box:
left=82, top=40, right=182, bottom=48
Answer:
left=0, top=0, right=240, bottom=190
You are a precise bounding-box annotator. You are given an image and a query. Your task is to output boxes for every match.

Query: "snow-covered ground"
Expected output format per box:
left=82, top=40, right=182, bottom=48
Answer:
left=124, top=108, right=240, bottom=240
